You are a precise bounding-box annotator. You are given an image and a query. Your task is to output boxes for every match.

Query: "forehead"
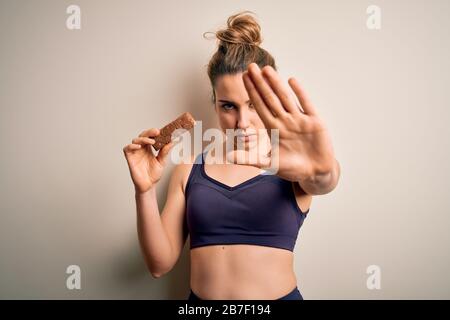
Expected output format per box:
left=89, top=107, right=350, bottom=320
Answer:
left=215, top=73, right=249, bottom=101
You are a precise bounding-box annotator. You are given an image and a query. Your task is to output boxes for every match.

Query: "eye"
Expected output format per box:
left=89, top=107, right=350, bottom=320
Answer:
left=221, top=104, right=236, bottom=111
left=249, top=102, right=255, bottom=109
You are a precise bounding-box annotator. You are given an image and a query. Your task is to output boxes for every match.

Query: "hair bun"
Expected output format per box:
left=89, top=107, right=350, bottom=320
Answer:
left=205, top=10, right=262, bottom=47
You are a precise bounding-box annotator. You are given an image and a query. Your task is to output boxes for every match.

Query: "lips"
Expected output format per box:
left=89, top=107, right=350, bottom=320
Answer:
left=237, top=134, right=255, bottom=137
left=236, top=134, right=256, bottom=142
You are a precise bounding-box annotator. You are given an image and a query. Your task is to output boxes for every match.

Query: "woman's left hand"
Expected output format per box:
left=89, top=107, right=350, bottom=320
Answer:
left=227, top=63, right=337, bottom=182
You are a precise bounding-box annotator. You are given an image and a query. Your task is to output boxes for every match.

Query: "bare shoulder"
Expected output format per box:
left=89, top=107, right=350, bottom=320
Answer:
left=170, top=153, right=197, bottom=195
left=291, top=181, right=313, bottom=214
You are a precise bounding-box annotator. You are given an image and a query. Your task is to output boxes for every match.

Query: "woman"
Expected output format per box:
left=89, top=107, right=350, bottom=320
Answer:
left=122, top=11, right=340, bottom=300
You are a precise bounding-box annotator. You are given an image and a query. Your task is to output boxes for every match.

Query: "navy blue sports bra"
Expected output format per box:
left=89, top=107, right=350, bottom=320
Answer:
left=184, top=151, right=309, bottom=252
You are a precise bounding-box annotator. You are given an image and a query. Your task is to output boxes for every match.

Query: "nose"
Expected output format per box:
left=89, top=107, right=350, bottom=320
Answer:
left=236, top=108, right=251, bottom=130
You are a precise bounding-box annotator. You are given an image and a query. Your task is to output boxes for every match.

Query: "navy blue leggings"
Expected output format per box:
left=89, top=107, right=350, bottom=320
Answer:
left=188, top=286, right=303, bottom=300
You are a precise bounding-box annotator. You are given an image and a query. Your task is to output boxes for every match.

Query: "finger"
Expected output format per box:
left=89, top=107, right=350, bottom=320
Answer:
left=132, top=137, right=156, bottom=146
left=247, top=63, right=287, bottom=118
left=123, top=144, right=142, bottom=153
left=242, top=72, right=276, bottom=125
left=261, top=66, right=301, bottom=115
left=139, top=128, right=160, bottom=138
left=288, top=77, right=318, bottom=116
left=156, top=142, right=174, bottom=166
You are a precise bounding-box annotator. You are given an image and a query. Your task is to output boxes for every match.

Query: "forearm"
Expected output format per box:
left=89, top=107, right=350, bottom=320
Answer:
left=135, top=187, right=173, bottom=277
left=299, top=158, right=341, bottom=195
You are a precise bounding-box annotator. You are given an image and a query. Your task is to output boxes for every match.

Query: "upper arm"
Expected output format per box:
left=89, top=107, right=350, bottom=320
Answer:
left=160, top=158, right=194, bottom=271
left=292, top=182, right=313, bottom=215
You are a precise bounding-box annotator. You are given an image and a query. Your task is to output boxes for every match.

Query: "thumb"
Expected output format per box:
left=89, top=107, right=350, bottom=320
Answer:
left=156, top=142, right=174, bottom=167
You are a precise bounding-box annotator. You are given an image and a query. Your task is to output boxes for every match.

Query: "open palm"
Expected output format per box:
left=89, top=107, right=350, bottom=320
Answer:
left=228, top=63, right=336, bottom=182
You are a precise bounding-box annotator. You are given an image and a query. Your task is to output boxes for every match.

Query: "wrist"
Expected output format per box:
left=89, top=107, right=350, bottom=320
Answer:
left=135, top=185, right=157, bottom=197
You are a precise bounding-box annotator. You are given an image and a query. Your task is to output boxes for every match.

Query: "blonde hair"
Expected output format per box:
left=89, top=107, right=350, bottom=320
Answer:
left=203, top=10, right=277, bottom=104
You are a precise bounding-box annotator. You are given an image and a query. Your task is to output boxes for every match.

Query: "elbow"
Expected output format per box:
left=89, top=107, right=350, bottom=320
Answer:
left=148, top=262, right=172, bottom=279
left=141, top=244, right=176, bottom=279
left=150, top=267, right=168, bottom=279
left=151, top=271, right=164, bottom=279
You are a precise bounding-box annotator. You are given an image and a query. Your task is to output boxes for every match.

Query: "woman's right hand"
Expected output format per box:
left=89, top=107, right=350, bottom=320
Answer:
left=123, top=128, right=174, bottom=194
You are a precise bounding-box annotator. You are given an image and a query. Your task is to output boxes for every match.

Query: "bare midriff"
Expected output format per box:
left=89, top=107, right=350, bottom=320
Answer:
left=189, top=244, right=298, bottom=300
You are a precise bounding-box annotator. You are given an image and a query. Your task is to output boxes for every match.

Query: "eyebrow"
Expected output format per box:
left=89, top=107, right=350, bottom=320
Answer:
left=218, top=99, right=251, bottom=104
